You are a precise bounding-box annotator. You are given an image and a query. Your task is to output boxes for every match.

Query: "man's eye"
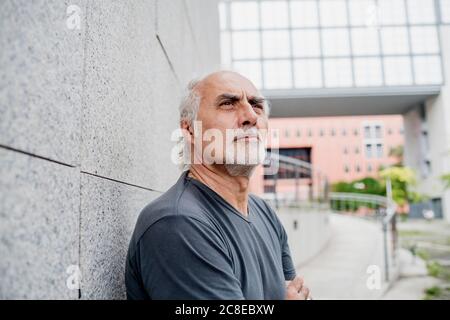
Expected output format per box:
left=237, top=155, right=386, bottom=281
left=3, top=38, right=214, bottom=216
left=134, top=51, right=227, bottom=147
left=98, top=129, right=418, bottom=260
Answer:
left=253, top=104, right=263, bottom=110
left=220, top=101, right=234, bottom=108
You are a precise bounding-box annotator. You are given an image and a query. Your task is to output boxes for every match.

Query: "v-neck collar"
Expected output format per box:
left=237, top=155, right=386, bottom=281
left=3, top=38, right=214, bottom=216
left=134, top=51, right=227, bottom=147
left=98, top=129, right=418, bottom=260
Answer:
left=183, top=170, right=252, bottom=223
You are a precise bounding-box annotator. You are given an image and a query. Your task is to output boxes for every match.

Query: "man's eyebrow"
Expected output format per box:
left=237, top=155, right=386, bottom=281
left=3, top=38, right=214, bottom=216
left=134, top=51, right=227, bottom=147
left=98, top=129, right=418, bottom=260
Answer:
left=215, top=93, right=241, bottom=104
left=248, top=96, right=265, bottom=104
left=215, top=93, right=266, bottom=105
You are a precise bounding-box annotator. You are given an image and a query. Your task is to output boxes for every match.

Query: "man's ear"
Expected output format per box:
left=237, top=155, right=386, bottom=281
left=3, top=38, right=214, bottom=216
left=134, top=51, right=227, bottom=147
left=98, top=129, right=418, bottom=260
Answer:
left=180, top=119, right=194, bottom=142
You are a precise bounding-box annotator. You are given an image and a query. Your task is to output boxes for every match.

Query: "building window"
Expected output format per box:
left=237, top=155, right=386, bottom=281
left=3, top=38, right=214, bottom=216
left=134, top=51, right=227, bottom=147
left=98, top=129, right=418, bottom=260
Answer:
left=365, top=144, right=373, bottom=158
left=342, top=128, right=347, bottom=136
left=308, top=129, right=313, bottom=137
left=296, top=129, right=301, bottom=137
left=376, top=144, right=383, bottom=158
left=367, top=164, right=372, bottom=172
left=387, top=128, right=393, bottom=135
left=343, top=147, right=348, bottom=154
left=363, top=122, right=384, bottom=159
left=319, top=128, right=324, bottom=136
left=353, top=128, right=359, bottom=136
left=284, top=129, right=290, bottom=138
left=331, top=128, right=336, bottom=136
left=364, top=126, right=371, bottom=138
left=344, top=165, right=349, bottom=173
left=355, top=165, right=361, bottom=173
left=375, top=125, right=382, bottom=138
left=355, top=146, right=360, bottom=154
left=264, top=148, right=312, bottom=180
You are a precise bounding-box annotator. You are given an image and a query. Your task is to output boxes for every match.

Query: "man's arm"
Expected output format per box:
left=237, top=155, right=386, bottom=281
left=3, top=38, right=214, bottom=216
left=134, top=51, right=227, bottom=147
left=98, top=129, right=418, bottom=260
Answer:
left=133, top=215, right=244, bottom=300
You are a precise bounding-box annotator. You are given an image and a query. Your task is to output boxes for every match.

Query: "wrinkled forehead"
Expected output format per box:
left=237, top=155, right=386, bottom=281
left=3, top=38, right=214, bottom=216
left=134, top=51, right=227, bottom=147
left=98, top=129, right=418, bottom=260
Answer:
left=197, top=72, right=261, bottom=102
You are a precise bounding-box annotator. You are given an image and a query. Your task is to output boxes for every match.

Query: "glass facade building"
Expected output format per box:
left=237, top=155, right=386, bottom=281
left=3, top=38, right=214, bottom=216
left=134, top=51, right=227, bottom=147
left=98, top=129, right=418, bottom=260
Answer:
left=220, top=0, right=450, bottom=90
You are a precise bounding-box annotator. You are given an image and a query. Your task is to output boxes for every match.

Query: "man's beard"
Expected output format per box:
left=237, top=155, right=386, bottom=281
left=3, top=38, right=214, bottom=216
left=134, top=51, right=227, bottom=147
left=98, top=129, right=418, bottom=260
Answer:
left=223, top=138, right=266, bottom=177
left=224, top=163, right=257, bottom=177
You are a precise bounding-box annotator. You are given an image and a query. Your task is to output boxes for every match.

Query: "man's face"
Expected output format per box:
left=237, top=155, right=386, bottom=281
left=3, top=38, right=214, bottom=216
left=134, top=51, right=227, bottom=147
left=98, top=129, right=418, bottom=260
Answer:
left=191, top=72, right=268, bottom=171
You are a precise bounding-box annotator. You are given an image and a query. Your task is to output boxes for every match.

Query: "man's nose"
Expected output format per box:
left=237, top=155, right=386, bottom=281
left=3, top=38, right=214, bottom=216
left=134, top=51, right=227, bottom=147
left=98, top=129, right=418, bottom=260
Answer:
left=239, top=102, right=258, bottom=127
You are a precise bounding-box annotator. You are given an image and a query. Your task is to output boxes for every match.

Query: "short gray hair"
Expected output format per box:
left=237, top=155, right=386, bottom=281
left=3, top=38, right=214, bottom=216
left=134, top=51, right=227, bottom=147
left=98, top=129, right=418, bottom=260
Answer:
left=177, top=79, right=201, bottom=171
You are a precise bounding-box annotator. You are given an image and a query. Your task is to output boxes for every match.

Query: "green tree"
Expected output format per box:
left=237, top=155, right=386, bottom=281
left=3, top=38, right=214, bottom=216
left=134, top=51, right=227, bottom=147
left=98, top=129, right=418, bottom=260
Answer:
left=379, top=166, right=417, bottom=206
left=441, top=173, right=450, bottom=190
left=388, top=145, right=404, bottom=166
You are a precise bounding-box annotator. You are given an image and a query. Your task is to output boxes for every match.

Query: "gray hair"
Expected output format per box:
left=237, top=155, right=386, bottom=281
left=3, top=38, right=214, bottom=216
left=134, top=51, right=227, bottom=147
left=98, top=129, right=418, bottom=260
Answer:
left=177, top=79, right=201, bottom=171
left=176, top=74, right=271, bottom=171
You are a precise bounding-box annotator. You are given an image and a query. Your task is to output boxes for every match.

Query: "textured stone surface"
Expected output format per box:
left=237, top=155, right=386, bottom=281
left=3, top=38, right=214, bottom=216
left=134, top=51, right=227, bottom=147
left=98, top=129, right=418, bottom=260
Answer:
left=79, top=173, right=159, bottom=299
left=0, top=149, right=79, bottom=299
left=0, top=0, right=85, bottom=166
left=1, top=0, right=221, bottom=300
left=183, top=0, right=221, bottom=75
left=81, top=0, right=181, bottom=192
left=156, top=0, right=203, bottom=84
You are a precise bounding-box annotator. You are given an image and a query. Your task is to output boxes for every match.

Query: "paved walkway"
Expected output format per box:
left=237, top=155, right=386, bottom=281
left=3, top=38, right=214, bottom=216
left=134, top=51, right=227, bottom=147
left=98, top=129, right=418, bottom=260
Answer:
left=296, top=214, right=386, bottom=300
left=296, top=213, right=445, bottom=300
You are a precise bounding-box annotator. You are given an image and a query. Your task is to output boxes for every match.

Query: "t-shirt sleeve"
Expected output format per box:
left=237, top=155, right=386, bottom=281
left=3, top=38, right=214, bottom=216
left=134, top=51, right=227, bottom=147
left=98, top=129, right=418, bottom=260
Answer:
left=135, top=215, right=245, bottom=300
left=262, top=200, right=297, bottom=281
left=279, top=221, right=297, bottom=281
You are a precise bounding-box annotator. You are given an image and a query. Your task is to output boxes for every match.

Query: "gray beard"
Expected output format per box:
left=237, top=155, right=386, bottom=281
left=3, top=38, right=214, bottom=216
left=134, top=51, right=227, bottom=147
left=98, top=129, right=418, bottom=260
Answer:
left=224, top=164, right=257, bottom=177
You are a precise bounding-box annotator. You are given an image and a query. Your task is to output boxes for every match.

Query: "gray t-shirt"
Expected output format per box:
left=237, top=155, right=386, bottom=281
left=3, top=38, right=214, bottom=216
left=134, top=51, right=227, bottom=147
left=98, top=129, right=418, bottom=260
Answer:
left=125, top=170, right=296, bottom=300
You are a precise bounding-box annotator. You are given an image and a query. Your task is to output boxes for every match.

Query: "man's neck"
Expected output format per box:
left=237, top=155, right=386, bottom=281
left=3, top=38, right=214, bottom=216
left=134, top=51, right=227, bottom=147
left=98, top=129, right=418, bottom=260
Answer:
left=188, top=164, right=252, bottom=217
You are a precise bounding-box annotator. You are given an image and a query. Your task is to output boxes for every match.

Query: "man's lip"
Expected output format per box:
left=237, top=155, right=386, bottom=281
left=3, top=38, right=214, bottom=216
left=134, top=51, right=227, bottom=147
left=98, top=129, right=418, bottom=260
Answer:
left=234, top=135, right=259, bottom=141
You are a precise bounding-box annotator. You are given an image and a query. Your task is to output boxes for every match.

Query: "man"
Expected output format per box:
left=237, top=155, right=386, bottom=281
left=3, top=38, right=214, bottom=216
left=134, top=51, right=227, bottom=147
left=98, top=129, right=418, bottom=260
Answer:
left=125, top=71, right=311, bottom=300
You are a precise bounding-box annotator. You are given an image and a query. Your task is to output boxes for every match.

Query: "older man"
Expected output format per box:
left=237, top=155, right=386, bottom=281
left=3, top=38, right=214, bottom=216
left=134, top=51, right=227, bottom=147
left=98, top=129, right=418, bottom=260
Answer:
left=125, top=71, right=310, bottom=300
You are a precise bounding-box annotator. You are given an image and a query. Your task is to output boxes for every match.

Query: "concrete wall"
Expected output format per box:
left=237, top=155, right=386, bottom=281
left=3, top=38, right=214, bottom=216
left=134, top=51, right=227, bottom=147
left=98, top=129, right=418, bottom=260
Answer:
left=278, top=208, right=331, bottom=267
left=403, top=25, right=450, bottom=222
left=0, top=0, right=220, bottom=299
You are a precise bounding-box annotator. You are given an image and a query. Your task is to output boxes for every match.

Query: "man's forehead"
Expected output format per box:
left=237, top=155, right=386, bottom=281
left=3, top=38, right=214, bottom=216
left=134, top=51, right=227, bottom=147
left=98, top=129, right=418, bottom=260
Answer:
left=198, top=71, right=260, bottom=98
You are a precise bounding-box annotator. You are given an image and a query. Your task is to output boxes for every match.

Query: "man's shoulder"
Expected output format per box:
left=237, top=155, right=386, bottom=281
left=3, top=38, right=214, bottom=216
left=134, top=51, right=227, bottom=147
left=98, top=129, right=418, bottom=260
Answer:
left=249, top=193, right=276, bottom=216
left=130, top=174, right=211, bottom=247
left=249, top=193, right=284, bottom=232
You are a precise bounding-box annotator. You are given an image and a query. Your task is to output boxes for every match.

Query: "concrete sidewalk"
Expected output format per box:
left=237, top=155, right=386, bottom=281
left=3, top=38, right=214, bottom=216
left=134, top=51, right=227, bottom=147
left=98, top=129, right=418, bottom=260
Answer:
left=296, top=213, right=388, bottom=300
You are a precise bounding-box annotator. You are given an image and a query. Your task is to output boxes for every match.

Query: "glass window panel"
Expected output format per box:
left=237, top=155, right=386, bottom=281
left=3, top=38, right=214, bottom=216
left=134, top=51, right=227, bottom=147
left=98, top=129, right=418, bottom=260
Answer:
left=263, top=60, right=292, bottom=89
left=322, top=29, right=350, bottom=56
left=407, top=0, right=436, bottom=24
left=290, top=0, right=319, bottom=27
left=292, top=30, right=321, bottom=57
left=375, top=125, right=382, bottom=138
left=442, top=0, right=450, bottom=23
left=410, top=26, right=439, bottom=54
left=378, top=0, right=407, bottom=25
left=232, top=31, right=261, bottom=59
left=230, top=2, right=259, bottom=29
left=354, top=58, right=383, bottom=87
left=220, top=31, right=232, bottom=67
left=413, top=56, right=443, bottom=85
left=383, top=57, right=413, bottom=85
left=364, top=126, right=371, bottom=138
left=366, top=144, right=372, bottom=158
left=376, top=144, right=383, bottom=158
left=381, top=27, right=410, bottom=55
left=320, top=0, right=348, bottom=27
left=324, top=58, right=353, bottom=87
left=262, top=30, right=290, bottom=58
left=233, top=61, right=263, bottom=88
left=219, top=2, right=228, bottom=30
left=348, top=0, right=378, bottom=26
left=351, top=28, right=380, bottom=55
left=294, top=59, right=323, bottom=88
left=260, top=1, right=289, bottom=29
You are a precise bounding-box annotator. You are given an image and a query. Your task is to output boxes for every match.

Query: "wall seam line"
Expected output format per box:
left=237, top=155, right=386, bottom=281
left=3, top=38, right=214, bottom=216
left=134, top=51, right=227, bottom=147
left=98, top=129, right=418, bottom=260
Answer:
left=80, top=170, right=163, bottom=193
